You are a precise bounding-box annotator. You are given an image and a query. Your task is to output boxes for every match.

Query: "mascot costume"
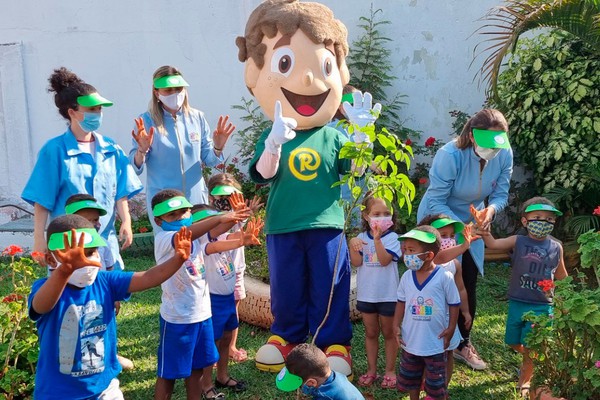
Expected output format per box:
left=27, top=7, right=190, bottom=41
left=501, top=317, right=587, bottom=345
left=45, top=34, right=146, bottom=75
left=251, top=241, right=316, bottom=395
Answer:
left=236, top=0, right=379, bottom=378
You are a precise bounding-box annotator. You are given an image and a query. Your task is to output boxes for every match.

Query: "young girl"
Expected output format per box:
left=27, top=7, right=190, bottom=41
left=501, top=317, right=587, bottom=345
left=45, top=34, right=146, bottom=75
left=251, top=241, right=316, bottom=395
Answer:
left=348, top=196, right=401, bottom=389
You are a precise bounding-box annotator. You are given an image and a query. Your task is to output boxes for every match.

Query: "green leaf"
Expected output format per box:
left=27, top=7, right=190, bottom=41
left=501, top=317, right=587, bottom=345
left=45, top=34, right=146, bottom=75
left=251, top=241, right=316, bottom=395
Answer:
left=533, top=58, right=542, bottom=71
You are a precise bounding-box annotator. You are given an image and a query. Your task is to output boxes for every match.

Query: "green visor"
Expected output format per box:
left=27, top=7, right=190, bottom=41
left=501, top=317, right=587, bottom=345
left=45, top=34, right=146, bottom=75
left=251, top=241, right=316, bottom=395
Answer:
left=152, top=196, right=193, bottom=217
left=431, top=218, right=464, bottom=234
left=47, top=228, right=106, bottom=251
left=65, top=200, right=107, bottom=216
left=341, top=92, right=354, bottom=105
left=153, top=75, right=189, bottom=89
left=275, top=367, right=303, bottom=392
left=524, top=203, right=563, bottom=216
left=472, top=128, right=510, bottom=149
left=210, top=185, right=242, bottom=196
left=399, top=229, right=437, bottom=243
left=192, top=209, right=222, bottom=223
left=77, top=93, right=113, bottom=107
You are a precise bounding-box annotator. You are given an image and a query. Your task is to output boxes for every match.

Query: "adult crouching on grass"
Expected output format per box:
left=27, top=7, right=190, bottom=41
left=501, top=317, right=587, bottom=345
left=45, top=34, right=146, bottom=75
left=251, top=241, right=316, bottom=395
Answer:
left=416, top=109, right=513, bottom=370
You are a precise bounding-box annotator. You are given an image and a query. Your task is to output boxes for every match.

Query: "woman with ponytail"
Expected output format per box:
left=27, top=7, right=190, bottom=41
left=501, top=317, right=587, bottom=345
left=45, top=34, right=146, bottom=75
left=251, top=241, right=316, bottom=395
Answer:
left=416, top=109, right=513, bottom=371
left=22, top=67, right=142, bottom=269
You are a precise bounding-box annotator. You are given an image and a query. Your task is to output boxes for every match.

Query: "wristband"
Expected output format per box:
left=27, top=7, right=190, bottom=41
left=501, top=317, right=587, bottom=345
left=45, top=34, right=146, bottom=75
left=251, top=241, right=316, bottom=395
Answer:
left=214, top=146, right=223, bottom=151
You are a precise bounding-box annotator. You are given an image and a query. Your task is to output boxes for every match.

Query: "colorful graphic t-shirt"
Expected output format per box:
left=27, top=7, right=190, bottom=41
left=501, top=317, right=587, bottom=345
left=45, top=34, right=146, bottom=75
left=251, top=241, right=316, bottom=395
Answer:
left=249, top=125, right=351, bottom=234
left=356, top=231, right=401, bottom=303
left=508, top=235, right=561, bottom=304
left=203, top=233, right=237, bottom=295
left=29, top=271, right=133, bottom=399
left=397, top=267, right=461, bottom=356
left=155, top=231, right=211, bottom=323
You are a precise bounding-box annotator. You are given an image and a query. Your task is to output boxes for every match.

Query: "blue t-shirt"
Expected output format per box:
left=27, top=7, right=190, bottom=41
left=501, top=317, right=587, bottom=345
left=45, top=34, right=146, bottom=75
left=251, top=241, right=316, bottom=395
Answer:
left=301, top=371, right=365, bottom=400
left=29, top=271, right=133, bottom=399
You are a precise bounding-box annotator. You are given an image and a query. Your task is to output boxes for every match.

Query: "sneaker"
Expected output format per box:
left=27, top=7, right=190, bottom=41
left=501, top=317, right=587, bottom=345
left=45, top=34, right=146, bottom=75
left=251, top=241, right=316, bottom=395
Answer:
left=324, top=345, right=353, bottom=381
left=255, top=335, right=297, bottom=373
left=453, top=344, right=487, bottom=370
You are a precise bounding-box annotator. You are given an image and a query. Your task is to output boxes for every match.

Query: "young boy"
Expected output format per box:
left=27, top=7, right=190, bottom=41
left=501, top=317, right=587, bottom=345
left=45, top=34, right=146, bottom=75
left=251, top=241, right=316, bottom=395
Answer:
left=29, top=214, right=192, bottom=399
left=151, top=189, right=249, bottom=399
left=275, top=343, right=365, bottom=400
left=394, top=226, right=461, bottom=400
left=480, top=196, right=567, bottom=397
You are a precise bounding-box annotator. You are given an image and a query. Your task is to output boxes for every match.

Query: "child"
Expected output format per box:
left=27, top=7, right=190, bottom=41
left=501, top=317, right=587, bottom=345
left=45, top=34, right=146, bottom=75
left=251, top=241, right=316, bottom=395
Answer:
left=193, top=203, right=263, bottom=393
left=151, top=189, right=249, bottom=399
left=65, top=193, right=134, bottom=370
left=275, top=343, right=365, bottom=400
left=29, top=214, right=192, bottom=399
left=394, top=226, right=461, bottom=400
left=480, top=197, right=567, bottom=397
left=206, top=172, right=263, bottom=364
left=348, top=196, right=400, bottom=389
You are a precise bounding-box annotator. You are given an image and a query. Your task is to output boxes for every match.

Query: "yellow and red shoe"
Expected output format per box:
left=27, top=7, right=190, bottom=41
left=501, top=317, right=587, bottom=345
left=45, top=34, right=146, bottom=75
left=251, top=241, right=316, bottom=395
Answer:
left=255, top=335, right=297, bottom=373
left=324, top=344, right=353, bottom=381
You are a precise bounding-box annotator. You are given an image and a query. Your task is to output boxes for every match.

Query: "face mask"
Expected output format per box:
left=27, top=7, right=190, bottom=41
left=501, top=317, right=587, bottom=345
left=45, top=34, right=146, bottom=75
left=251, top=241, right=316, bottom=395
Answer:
left=213, top=197, right=231, bottom=211
left=440, top=237, right=456, bottom=250
left=159, top=91, right=186, bottom=111
left=526, top=220, right=554, bottom=238
left=161, top=215, right=192, bottom=231
left=52, top=254, right=101, bottom=287
left=78, top=112, right=102, bottom=132
left=404, top=252, right=427, bottom=271
left=474, top=144, right=501, bottom=161
left=368, top=216, right=394, bottom=232
left=94, top=222, right=102, bottom=232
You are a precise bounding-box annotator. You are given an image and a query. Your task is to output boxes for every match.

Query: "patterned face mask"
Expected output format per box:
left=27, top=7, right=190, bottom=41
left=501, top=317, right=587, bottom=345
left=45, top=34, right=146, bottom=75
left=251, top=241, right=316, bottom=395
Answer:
left=440, top=237, right=456, bottom=250
left=526, top=220, right=554, bottom=238
left=403, top=252, right=427, bottom=271
left=213, top=197, right=231, bottom=211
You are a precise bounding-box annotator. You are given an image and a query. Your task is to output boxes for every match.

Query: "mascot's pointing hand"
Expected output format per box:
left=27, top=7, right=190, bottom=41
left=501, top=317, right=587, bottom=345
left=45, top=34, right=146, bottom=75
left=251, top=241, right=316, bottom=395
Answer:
left=342, top=91, right=382, bottom=136
left=265, top=100, right=297, bottom=154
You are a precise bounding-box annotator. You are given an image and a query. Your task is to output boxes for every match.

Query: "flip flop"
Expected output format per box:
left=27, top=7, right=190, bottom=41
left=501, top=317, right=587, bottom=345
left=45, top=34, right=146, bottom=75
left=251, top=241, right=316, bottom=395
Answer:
left=358, top=373, right=379, bottom=387
left=380, top=375, right=397, bottom=389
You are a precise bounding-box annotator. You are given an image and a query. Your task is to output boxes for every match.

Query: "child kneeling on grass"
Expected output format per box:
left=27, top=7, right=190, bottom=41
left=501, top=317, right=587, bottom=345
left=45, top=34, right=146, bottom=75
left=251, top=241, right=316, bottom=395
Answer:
left=275, top=343, right=365, bottom=399
left=29, top=214, right=192, bottom=400
left=394, top=226, right=461, bottom=400
left=479, top=196, right=567, bottom=398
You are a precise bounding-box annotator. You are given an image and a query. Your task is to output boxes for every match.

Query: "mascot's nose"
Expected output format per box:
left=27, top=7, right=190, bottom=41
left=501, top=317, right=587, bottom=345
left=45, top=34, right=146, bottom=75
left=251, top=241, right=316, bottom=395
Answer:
left=303, top=69, right=314, bottom=87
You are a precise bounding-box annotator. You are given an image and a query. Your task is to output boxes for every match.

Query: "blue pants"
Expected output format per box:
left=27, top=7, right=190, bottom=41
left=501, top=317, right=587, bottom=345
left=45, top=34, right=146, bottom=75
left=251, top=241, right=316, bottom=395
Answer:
left=267, top=228, right=352, bottom=348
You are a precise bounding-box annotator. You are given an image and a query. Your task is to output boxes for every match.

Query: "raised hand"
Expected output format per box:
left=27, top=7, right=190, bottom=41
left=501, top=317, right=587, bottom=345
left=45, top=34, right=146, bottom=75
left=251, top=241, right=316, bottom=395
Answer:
left=247, top=196, right=264, bottom=214
left=242, top=217, right=262, bottom=246
left=212, top=115, right=235, bottom=150
left=372, top=224, right=383, bottom=240
left=173, top=227, right=192, bottom=260
left=470, top=204, right=495, bottom=230
left=268, top=100, right=297, bottom=146
left=462, top=224, right=480, bottom=245
left=342, top=91, right=382, bottom=130
left=54, top=229, right=102, bottom=274
left=221, top=209, right=251, bottom=224
left=132, top=117, right=154, bottom=153
left=228, top=192, right=246, bottom=211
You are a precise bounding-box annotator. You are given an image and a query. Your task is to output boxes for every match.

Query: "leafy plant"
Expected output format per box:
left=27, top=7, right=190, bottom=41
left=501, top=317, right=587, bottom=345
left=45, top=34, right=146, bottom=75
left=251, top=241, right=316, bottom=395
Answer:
left=231, top=97, right=271, bottom=165
left=0, top=246, right=40, bottom=399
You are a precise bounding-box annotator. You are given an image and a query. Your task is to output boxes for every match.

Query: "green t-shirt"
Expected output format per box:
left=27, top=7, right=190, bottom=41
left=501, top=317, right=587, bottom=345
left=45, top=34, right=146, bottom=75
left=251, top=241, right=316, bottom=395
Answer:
left=250, top=125, right=351, bottom=234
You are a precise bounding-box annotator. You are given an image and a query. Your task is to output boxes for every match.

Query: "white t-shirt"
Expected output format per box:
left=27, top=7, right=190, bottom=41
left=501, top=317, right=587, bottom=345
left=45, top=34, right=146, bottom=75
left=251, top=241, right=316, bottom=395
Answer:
left=397, top=266, right=461, bottom=356
left=203, top=233, right=238, bottom=295
left=356, top=231, right=401, bottom=303
left=154, top=231, right=211, bottom=324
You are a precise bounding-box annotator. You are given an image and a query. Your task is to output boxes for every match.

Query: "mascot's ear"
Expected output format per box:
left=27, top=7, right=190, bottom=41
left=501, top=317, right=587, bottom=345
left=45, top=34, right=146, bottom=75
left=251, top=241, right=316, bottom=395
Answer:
left=340, top=61, right=350, bottom=86
left=245, top=58, right=261, bottom=90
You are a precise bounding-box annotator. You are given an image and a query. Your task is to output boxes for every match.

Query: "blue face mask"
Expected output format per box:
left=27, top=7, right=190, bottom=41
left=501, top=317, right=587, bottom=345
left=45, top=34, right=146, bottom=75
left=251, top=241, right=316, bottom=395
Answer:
left=403, top=252, right=427, bottom=271
left=160, top=215, right=192, bottom=231
left=79, top=112, right=103, bottom=132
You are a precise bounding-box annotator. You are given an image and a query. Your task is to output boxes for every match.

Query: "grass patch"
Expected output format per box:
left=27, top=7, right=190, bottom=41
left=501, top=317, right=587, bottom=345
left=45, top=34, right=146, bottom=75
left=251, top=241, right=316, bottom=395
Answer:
left=116, top=256, right=520, bottom=399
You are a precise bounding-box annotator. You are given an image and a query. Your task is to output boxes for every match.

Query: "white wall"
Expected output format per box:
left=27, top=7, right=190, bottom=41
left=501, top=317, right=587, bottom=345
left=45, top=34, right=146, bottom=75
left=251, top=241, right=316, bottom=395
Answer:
left=0, top=0, right=500, bottom=204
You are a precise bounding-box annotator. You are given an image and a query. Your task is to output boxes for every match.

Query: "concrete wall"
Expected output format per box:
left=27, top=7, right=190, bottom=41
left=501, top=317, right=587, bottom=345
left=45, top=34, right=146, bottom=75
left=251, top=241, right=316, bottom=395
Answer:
left=0, top=0, right=499, bottom=204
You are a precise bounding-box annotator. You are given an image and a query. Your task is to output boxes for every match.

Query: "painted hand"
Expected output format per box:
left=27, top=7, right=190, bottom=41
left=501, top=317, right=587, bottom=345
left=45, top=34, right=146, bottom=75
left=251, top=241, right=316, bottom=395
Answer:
left=54, top=229, right=102, bottom=273
left=212, top=115, right=235, bottom=150
left=173, top=227, right=192, bottom=260
left=228, top=192, right=246, bottom=211
left=132, top=117, right=154, bottom=153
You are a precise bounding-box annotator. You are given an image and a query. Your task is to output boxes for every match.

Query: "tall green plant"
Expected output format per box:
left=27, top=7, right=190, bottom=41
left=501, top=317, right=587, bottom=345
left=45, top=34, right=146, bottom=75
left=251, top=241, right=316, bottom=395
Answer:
left=231, top=97, right=271, bottom=165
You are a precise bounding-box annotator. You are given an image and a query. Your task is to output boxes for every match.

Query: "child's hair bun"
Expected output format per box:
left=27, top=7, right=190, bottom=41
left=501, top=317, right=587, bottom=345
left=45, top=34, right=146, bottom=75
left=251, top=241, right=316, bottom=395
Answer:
left=48, top=67, right=84, bottom=94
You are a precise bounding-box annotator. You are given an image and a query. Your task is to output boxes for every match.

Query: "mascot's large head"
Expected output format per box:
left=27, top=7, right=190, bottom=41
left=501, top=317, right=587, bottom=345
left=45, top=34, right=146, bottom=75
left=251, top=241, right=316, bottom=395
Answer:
left=236, top=0, right=350, bottom=130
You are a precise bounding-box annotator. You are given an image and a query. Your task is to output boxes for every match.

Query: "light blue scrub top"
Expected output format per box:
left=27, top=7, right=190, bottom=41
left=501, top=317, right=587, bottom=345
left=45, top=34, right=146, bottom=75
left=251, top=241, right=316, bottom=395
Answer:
left=22, top=128, right=143, bottom=269
left=417, top=140, right=513, bottom=274
left=129, top=108, right=223, bottom=218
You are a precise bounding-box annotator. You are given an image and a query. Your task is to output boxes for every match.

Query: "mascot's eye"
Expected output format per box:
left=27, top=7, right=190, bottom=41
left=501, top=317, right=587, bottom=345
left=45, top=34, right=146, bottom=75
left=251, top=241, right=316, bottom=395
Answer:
left=321, top=53, right=335, bottom=77
left=271, top=47, right=295, bottom=77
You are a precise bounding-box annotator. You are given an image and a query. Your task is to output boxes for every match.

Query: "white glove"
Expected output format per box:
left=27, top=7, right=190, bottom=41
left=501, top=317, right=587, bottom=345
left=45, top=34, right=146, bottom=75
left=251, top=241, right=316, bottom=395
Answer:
left=265, top=100, right=297, bottom=154
left=342, top=91, right=382, bottom=129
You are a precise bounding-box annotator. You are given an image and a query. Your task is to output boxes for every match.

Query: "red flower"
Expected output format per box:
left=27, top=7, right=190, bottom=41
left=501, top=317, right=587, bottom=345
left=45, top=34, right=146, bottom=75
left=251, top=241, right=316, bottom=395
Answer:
left=405, top=139, right=413, bottom=146
left=425, top=137, right=436, bottom=147
left=537, top=279, right=555, bottom=293
left=231, top=157, right=239, bottom=164
left=31, top=251, right=44, bottom=260
left=593, top=206, right=600, bottom=216
left=2, top=293, right=23, bottom=303
left=215, top=163, right=225, bottom=170
left=2, top=245, right=23, bottom=256
left=419, top=177, right=428, bottom=185
left=138, top=227, right=148, bottom=233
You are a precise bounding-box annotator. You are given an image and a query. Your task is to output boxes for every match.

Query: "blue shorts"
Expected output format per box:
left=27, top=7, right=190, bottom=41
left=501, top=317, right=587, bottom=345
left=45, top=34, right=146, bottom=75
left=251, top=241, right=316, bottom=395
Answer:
left=210, top=293, right=239, bottom=340
left=157, top=316, right=219, bottom=379
left=505, top=299, right=553, bottom=346
left=356, top=301, right=396, bottom=317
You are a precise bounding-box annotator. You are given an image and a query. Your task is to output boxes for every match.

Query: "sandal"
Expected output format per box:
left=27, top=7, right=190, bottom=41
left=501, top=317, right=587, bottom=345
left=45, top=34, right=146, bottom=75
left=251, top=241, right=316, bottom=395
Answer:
left=229, top=348, right=248, bottom=363
left=358, top=373, right=378, bottom=387
left=215, top=377, right=247, bottom=392
left=202, top=387, right=225, bottom=399
left=380, top=375, right=397, bottom=389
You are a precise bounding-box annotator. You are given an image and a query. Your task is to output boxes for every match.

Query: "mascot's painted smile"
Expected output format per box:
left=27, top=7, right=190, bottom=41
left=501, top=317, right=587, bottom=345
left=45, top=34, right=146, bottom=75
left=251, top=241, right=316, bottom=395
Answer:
left=281, top=87, right=330, bottom=117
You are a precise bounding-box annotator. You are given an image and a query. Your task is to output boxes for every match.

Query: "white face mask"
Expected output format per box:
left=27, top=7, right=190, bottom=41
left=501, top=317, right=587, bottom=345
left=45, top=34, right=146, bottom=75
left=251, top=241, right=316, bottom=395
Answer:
left=474, top=144, right=501, bottom=161
left=159, top=90, right=186, bottom=111
left=52, top=254, right=101, bottom=288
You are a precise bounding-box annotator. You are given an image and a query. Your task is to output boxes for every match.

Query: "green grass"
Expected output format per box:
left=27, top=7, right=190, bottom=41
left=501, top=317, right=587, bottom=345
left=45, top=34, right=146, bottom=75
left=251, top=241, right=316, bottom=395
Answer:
left=117, top=255, right=521, bottom=399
